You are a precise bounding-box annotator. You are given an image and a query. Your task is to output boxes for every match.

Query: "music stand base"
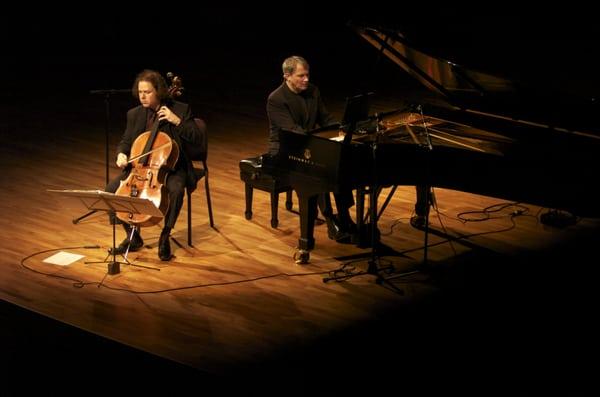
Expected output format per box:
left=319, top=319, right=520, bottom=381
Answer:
left=73, top=209, right=98, bottom=224
left=86, top=257, right=160, bottom=273
left=86, top=258, right=129, bottom=275
left=108, top=261, right=120, bottom=275
left=129, top=262, right=161, bottom=271
left=86, top=248, right=161, bottom=274
left=367, top=260, right=404, bottom=294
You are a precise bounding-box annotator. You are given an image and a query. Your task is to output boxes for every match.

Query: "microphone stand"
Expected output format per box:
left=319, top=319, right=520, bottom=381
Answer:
left=366, top=114, right=403, bottom=294
left=418, top=104, right=433, bottom=268
left=72, top=88, right=130, bottom=224
left=376, top=105, right=434, bottom=285
left=366, top=115, right=382, bottom=275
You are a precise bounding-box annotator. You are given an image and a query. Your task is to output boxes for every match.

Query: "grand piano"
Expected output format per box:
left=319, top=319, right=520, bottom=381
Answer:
left=263, top=19, right=600, bottom=263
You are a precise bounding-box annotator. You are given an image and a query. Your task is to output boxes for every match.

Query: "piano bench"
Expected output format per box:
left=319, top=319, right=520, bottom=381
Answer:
left=239, top=157, right=293, bottom=228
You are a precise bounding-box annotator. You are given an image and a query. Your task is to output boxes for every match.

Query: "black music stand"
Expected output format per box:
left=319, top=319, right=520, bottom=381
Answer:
left=341, top=92, right=373, bottom=144
left=363, top=118, right=407, bottom=294
left=49, top=189, right=163, bottom=274
left=320, top=93, right=403, bottom=292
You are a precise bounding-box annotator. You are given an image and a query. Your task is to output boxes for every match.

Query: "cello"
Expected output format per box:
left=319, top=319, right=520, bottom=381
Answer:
left=114, top=73, right=183, bottom=227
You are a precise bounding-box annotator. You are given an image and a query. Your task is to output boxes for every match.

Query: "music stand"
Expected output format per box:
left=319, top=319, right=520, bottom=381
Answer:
left=341, top=92, right=374, bottom=144
left=49, top=189, right=163, bottom=274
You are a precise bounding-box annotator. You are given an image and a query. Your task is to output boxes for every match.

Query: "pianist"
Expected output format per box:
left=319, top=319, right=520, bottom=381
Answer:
left=267, top=55, right=355, bottom=242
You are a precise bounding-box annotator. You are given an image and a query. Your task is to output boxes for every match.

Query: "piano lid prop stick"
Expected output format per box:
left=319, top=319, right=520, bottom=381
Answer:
left=405, top=124, right=421, bottom=145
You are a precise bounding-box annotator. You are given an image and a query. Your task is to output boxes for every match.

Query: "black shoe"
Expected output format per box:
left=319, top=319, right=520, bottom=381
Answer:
left=410, top=214, right=428, bottom=230
left=158, top=230, right=172, bottom=261
left=110, top=234, right=144, bottom=255
left=326, top=215, right=352, bottom=243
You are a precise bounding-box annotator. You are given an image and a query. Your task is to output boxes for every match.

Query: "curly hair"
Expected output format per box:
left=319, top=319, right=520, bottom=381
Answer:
left=131, top=69, right=169, bottom=101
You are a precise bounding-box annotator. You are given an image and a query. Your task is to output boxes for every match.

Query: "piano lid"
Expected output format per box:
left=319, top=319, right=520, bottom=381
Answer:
left=349, top=19, right=600, bottom=138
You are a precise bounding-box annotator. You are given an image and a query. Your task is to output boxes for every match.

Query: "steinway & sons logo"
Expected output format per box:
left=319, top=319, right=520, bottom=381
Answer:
left=288, top=148, right=319, bottom=166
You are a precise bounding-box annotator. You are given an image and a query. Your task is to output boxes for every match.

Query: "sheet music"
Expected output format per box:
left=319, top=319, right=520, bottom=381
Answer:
left=47, top=189, right=163, bottom=217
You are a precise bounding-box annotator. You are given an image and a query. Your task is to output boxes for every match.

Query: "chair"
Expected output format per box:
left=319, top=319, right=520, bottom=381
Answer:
left=239, top=156, right=293, bottom=228
left=184, top=118, right=215, bottom=246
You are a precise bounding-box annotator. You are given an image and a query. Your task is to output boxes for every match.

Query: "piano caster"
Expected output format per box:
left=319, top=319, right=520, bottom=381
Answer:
left=293, top=249, right=310, bottom=264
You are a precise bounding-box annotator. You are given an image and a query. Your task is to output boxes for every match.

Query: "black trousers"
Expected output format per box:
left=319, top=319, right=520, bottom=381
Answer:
left=415, top=185, right=432, bottom=216
left=318, top=190, right=355, bottom=219
left=106, top=166, right=187, bottom=230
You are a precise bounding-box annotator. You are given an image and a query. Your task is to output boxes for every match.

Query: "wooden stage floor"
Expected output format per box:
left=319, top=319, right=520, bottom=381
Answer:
left=1, top=92, right=598, bottom=395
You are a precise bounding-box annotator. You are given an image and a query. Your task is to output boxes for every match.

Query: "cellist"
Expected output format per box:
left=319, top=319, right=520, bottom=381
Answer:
left=105, top=69, right=203, bottom=261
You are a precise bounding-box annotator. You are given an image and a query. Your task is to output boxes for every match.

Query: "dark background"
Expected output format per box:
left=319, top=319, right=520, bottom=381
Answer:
left=2, top=4, right=599, bottom=103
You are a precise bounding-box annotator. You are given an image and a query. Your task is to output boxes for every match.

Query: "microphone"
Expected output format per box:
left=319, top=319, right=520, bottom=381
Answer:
left=375, top=112, right=383, bottom=133
left=407, top=103, right=422, bottom=113
left=406, top=103, right=422, bottom=113
left=416, top=104, right=432, bottom=150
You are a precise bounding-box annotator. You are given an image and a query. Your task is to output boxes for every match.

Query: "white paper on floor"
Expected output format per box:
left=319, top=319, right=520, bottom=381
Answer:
left=43, top=251, right=85, bottom=266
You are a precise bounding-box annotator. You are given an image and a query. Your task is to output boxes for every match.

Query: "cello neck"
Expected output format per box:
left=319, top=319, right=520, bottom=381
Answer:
left=139, top=109, right=163, bottom=166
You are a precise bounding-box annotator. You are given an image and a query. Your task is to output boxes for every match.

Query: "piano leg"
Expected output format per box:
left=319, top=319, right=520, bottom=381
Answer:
left=294, top=190, right=318, bottom=264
